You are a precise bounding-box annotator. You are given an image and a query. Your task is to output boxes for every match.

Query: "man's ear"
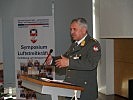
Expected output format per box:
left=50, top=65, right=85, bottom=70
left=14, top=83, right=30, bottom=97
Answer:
left=82, top=27, right=87, bottom=34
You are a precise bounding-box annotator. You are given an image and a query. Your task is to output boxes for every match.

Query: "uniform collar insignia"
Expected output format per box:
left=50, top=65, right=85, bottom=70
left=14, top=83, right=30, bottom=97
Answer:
left=80, top=40, right=85, bottom=47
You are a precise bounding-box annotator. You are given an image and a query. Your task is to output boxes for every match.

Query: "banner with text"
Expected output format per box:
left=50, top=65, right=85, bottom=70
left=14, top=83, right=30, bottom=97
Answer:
left=14, top=16, right=55, bottom=99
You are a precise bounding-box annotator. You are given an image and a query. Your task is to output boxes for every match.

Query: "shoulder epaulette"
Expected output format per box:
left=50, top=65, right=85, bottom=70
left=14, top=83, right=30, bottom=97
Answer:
left=90, top=38, right=98, bottom=42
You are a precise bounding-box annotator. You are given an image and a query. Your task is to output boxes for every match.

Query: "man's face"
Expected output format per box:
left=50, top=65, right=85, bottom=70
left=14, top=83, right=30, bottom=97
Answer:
left=70, top=22, right=86, bottom=41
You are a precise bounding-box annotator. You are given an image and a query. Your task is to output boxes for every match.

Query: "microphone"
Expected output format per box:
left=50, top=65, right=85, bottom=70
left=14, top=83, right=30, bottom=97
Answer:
left=38, top=49, right=53, bottom=79
left=49, top=49, right=53, bottom=54
left=39, top=49, right=53, bottom=77
left=44, top=49, right=53, bottom=65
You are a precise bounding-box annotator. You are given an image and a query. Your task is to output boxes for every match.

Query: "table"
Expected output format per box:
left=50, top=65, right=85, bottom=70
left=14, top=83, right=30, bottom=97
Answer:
left=20, top=75, right=84, bottom=100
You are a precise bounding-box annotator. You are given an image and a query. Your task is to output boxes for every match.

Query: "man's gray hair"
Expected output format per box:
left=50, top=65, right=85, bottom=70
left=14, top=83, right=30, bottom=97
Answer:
left=71, top=18, right=88, bottom=30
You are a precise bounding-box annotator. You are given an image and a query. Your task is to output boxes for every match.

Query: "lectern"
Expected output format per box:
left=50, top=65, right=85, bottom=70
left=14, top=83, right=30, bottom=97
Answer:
left=20, top=75, right=84, bottom=100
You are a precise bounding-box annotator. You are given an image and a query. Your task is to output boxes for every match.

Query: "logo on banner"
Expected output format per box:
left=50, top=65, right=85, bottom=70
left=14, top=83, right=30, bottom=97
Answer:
left=30, top=28, right=38, bottom=43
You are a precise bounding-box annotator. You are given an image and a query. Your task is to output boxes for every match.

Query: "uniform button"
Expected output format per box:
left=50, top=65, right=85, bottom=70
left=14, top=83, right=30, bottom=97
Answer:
left=68, top=70, right=71, bottom=71
left=84, top=81, right=87, bottom=84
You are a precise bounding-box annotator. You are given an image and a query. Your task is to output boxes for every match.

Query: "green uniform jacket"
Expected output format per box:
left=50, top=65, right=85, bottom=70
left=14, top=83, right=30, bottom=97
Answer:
left=53, top=34, right=101, bottom=100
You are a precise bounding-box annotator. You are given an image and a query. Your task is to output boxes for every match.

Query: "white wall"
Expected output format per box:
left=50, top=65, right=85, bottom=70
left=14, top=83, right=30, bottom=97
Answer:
left=100, top=0, right=133, bottom=38
left=95, top=0, right=133, bottom=95
left=95, top=0, right=115, bottom=95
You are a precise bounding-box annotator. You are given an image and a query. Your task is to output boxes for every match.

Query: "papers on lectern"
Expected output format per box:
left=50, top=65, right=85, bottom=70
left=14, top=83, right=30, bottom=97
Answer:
left=41, top=77, right=72, bottom=85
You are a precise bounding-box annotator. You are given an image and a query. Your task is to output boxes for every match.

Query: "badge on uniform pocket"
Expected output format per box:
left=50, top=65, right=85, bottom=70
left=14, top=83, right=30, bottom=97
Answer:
left=73, top=54, right=81, bottom=59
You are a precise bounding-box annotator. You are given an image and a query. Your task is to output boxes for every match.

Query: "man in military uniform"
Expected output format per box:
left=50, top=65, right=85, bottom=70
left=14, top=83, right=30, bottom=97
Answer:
left=46, top=18, right=101, bottom=100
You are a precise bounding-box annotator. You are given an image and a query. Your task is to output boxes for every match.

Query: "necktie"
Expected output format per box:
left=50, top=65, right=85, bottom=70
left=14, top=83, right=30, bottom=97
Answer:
left=73, top=42, right=78, bottom=51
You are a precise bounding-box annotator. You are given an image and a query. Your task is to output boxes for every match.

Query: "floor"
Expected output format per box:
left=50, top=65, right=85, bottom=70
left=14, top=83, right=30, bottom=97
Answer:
left=58, top=93, right=128, bottom=100
left=3, top=92, right=129, bottom=100
left=98, top=93, right=128, bottom=100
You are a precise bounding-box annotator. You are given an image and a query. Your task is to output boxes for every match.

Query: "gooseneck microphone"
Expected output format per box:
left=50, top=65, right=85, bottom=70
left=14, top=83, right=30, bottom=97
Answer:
left=44, top=49, right=53, bottom=65
left=49, top=49, right=53, bottom=54
left=38, top=49, right=53, bottom=78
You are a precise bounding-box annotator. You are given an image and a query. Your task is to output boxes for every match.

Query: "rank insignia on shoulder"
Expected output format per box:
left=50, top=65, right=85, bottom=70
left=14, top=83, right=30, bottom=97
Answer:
left=93, top=46, right=99, bottom=52
left=91, top=38, right=98, bottom=42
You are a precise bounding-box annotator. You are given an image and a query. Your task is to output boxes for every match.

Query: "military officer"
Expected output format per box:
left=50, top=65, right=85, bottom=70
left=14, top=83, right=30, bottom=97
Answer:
left=46, top=18, right=101, bottom=100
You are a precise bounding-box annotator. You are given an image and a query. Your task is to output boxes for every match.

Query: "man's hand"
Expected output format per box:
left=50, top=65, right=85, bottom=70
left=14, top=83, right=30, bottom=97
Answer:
left=55, top=55, right=69, bottom=68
